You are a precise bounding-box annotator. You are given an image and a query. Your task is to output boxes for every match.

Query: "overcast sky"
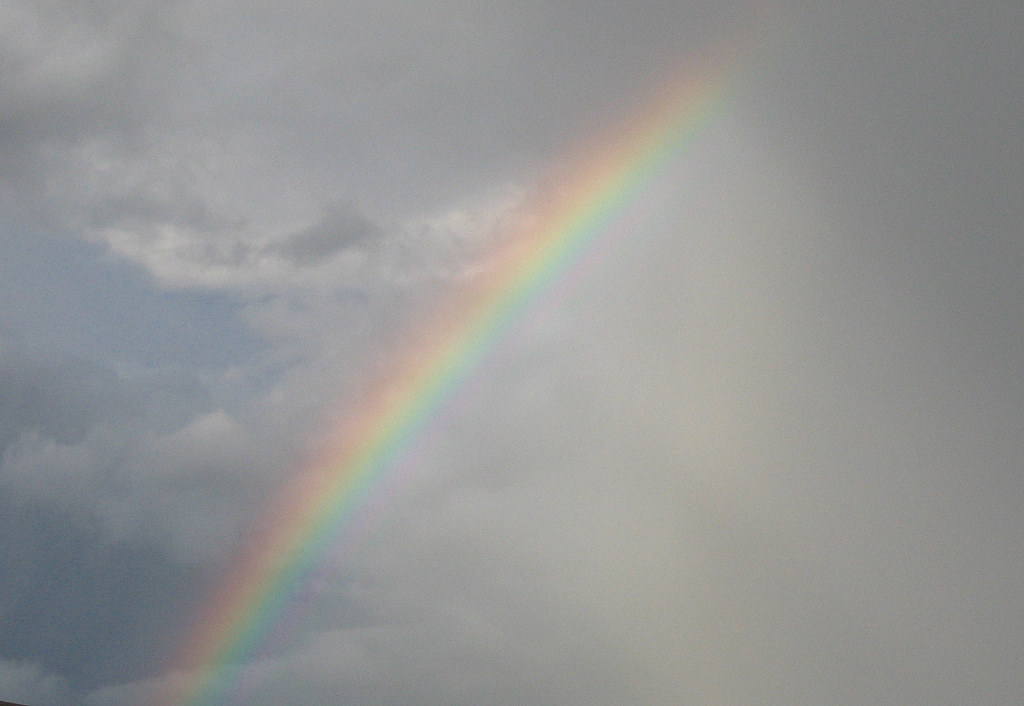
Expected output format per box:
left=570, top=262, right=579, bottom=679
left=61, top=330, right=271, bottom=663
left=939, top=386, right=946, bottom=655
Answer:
left=2, top=2, right=1023, bottom=704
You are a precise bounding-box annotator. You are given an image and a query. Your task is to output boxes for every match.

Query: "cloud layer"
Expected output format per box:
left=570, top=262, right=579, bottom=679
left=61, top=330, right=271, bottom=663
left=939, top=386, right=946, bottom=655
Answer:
left=1, top=2, right=1022, bottom=704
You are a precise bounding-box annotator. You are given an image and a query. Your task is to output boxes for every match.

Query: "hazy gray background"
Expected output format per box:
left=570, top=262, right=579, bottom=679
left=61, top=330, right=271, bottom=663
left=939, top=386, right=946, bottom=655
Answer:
left=1, top=2, right=1022, bottom=704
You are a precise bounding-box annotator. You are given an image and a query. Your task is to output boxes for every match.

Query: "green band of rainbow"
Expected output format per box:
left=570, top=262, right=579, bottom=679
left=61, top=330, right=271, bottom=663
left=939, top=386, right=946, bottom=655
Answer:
left=162, top=46, right=749, bottom=706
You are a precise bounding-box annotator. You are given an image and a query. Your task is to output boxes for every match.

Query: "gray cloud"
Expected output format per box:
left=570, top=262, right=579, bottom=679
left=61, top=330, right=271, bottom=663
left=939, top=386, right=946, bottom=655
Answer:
left=270, top=204, right=381, bottom=266
left=0, top=494, right=209, bottom=698
left=2, top=1, right=1023, bottom=704
left=0, top=349, right=124, bottom=458
left=0, top=344, right=295, bottom=568
left=0, top=659, right=71, bottom=706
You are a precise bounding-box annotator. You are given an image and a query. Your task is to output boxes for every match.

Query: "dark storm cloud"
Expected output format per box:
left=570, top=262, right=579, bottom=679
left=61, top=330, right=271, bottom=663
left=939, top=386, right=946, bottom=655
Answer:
left=270, top=204, right=381, bottom=265
left=0, top=350, right=286, bottom=701
left=0, top=495, right=208, bottom=698
left=0, top=331, right=281, bottom=570
left=0, top=349, right=124, bottom=459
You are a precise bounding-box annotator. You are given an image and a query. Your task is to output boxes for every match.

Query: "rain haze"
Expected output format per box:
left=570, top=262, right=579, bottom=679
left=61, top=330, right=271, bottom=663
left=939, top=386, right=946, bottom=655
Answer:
left=1, top=2, right=1023, bottom=704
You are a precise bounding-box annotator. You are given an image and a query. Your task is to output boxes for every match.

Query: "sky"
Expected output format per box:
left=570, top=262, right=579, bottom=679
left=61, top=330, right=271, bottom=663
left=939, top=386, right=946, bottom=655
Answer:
left=1, top=2, right=1022, bottom=704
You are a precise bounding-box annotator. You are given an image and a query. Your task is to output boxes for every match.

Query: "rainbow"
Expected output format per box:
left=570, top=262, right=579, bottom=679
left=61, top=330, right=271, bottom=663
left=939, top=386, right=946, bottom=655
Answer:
left=162, top=46, right=749, bottom=706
